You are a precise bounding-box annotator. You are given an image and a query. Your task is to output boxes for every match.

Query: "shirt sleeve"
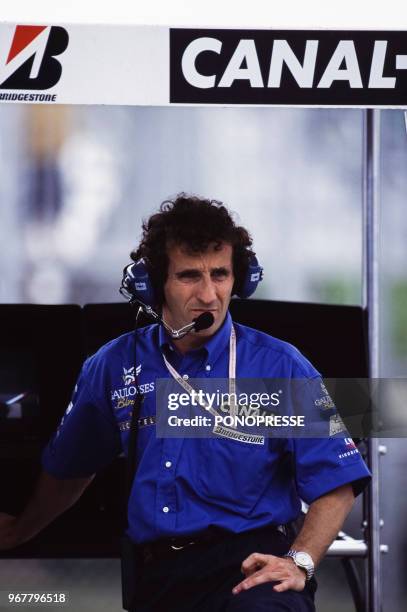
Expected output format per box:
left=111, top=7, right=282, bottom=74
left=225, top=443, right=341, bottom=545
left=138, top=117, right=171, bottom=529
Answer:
left=287, top=376, right=371, bottom=503
left=291, top=436, right=371, bottom=504
left=42, top=356, right=122, bottom=479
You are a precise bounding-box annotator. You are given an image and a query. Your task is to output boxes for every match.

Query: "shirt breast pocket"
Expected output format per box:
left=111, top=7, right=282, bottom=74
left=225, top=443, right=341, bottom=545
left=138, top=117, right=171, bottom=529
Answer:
left=198, top=437, right=268, bottom=514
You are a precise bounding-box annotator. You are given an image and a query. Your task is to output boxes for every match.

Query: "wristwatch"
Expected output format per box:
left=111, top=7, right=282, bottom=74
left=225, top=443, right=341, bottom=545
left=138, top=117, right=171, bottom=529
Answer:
left=284, top=550, right=315, bottom=581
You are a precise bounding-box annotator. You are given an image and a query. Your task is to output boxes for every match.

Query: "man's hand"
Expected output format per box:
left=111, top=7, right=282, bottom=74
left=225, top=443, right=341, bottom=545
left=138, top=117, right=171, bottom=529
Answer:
left=0, top=472, right=95, bottom=551
left=231, top=484, right=355, bottom=597
left=232, top=552, right=306, bottom=595
left=0, top=513, right=21, bottom=550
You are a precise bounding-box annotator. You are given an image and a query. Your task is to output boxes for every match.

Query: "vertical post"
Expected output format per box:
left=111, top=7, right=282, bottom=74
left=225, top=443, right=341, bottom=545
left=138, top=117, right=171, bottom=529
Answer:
left=362, top=109, right=382, bottom=612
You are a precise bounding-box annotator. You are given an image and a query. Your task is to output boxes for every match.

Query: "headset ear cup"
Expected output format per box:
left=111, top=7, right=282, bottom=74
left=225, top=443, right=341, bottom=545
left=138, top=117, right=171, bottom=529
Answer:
left=235, top=255, right=263, bottom=299
left=121, top=259, right=157, bottom=307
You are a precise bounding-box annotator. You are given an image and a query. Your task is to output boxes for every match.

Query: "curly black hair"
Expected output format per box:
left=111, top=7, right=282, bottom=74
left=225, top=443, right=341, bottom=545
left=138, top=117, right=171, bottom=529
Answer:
left=131, top=193, right=255, bottom=305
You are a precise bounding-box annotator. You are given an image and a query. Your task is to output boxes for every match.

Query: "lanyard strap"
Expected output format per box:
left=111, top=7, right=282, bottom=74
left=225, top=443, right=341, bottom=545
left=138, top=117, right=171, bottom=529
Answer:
left=162, top=325, right=237, bottom=418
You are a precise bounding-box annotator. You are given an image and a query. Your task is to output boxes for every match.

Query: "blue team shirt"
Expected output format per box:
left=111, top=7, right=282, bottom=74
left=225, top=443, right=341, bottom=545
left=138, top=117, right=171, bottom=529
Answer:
left=42, top=311, right=371, bottom=544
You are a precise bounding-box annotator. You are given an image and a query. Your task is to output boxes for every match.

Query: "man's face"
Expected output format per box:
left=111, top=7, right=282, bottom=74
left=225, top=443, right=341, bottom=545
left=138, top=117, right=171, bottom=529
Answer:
left=162, top=242, right=235, bottom=344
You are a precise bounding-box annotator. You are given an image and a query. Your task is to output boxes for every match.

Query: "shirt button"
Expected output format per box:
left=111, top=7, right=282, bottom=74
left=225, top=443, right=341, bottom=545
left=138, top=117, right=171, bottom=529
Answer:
left=162, top=506, right=170, bottom=513
left=205, top=364, right=211, bottom=371
left=165, top=461, right=172, bottom=468
left=182, top=374, right=189, bottom=380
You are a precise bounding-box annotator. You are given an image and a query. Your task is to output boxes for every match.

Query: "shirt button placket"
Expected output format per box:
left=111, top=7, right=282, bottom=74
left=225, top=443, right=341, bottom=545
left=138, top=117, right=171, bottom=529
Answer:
left=157, top=440, right=179, bottom=532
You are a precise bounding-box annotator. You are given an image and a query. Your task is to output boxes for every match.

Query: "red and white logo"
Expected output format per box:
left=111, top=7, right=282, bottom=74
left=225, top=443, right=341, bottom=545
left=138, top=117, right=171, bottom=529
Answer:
left=0, top=25, right=69, bottom=90
left=344, top=437, right=356, bottom=449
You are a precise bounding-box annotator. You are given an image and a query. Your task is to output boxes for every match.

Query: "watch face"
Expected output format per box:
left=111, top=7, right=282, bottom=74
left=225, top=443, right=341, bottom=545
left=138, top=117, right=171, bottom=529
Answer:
left=296, top=552, right=312, bottom=566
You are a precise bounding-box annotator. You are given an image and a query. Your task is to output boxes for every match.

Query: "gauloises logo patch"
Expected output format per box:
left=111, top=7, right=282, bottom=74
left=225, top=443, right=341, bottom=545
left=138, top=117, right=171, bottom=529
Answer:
left=0, top=25, right=68, bottom=96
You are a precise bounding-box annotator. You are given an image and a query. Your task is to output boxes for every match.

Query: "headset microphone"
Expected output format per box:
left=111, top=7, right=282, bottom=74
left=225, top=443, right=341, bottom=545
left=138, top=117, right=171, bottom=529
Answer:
left=193, top=311, right=214, bottom=332
left=163, top=311, right=214, bottom=339
left=140, top=306, right=213, bottom=339
left=120, top=261, right=216, bottom=339
left=120, top=282, right=214, bottom=339
left=120, top=252, right=262, bottom=338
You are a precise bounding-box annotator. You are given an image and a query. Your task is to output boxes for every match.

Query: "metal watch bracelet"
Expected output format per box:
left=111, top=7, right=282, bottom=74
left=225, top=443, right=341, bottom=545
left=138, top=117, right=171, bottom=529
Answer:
left=285, top=549, right=315, bottom=581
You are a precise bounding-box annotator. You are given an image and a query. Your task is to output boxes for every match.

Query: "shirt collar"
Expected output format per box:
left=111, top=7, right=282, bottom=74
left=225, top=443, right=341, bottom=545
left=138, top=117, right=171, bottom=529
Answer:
left=159, top=311, right=232, bottom=365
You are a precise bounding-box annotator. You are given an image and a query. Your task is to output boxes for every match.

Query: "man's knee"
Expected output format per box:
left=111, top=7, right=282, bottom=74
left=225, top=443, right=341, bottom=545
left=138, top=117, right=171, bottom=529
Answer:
left=225, top=582, right=315, bottom=612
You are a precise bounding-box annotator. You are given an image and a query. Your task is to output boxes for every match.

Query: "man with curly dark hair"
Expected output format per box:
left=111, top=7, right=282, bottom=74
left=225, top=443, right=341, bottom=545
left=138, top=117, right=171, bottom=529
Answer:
left=0, top=194, right=370, bottom=612
left=129, top=194, right=257, bottom=350
left=131, top=194, right=255, bottom=308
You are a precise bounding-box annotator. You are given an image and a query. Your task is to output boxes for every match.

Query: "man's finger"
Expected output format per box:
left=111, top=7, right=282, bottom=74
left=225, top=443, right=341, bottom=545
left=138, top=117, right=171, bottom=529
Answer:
left=274, top=577, right=295, bottom=592
left=233, top=567, right=286, bottom=595
left=273, top=574, right=306, bottom=593
left=241, top=552, right=277, bottom=574
left=242, top=560, right=267, bottom=577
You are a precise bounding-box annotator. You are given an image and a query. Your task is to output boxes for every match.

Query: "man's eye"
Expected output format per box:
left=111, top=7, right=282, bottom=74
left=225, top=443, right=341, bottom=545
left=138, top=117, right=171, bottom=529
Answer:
left=212, top=270, right=229, bottom=279
left=177, top=272, right=201, bottom=281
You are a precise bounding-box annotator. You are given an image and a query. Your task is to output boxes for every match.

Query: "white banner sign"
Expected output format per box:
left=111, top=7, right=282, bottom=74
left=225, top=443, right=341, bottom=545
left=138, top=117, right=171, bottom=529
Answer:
left=1, top=22, right=407, bottom=107
left=0, top=23, right=169, bottom=106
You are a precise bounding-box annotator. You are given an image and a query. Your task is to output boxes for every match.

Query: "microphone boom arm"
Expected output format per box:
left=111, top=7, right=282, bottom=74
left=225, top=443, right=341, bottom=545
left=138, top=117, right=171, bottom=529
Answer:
left=120, top=291, right=212, bottom=339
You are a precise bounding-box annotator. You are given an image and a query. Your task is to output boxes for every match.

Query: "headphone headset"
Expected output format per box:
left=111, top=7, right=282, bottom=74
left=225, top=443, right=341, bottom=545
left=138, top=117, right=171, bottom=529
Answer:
left=120, top=255, right=263, bottom=307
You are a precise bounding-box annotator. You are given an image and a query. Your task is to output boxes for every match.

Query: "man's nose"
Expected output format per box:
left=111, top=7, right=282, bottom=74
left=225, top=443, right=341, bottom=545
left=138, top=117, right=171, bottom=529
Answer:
left=196, top=277, right=217, bottom=304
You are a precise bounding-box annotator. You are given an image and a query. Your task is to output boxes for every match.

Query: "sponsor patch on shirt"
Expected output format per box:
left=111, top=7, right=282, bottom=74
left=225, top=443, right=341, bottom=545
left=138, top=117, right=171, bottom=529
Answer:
left=329, top=412, right=347, bottom=435
left=122, top=364, right=141, bottom=385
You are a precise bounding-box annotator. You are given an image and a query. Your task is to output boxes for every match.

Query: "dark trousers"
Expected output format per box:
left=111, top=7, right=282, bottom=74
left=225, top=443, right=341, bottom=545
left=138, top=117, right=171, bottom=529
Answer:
left=129, top=526, right=317, bottom=612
